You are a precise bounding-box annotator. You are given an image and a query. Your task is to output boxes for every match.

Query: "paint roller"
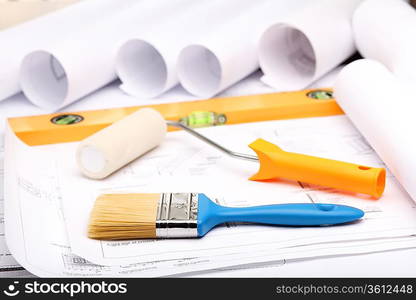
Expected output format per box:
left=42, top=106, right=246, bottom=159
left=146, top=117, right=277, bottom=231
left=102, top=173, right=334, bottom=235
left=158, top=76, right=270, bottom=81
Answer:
left=76, top=108, right=386, bottom=198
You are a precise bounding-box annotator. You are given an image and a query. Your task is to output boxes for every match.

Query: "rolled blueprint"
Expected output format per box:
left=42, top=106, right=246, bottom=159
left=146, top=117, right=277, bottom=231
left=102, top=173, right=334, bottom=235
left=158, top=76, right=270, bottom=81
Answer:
left=116, top=0, right=259, bottom=98
left=76, top=108, right=167, bottom=179
left=353, top=0, right=416, bottom=85
left=0, top=0, right=139, bottom=102
left=20, top=0, right=191, bottom=110
left=177, top=0, right=306, bottom=98
left=258, top=0, right=362, bottom=91
left=334, top=59, right=416, bottom=201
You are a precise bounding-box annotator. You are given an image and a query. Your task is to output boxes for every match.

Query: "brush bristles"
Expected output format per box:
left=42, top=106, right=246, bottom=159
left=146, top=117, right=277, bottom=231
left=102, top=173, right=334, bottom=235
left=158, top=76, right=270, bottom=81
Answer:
left=88, top=193, right=159, bottom=240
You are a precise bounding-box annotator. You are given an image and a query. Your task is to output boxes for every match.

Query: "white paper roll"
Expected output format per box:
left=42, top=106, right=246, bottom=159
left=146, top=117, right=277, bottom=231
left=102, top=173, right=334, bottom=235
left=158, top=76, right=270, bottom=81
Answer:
left=353, top=0, right=416, bottom=85
left=116, top=0, right=259, bottom=98
left=177, top=0, right=306, bottom=98
left=76, top=108, right=167, bottom=179
left=20, top=0, right=187, bottom=110
left=258, top=0, right=362, bottom=91
left=0, top=0, right=139, bottom=102
left=334, top=59, right=416, bottom=201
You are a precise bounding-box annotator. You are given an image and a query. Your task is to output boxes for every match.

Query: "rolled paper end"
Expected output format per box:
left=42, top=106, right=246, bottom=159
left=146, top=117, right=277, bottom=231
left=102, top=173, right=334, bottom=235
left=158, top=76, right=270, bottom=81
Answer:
left=248, top=138, right=386, bottom=199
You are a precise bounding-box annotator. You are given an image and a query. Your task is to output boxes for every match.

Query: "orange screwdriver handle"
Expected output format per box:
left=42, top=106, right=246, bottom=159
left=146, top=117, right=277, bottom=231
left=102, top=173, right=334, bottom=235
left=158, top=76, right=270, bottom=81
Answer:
left=249, top=139, right=386, bottom=198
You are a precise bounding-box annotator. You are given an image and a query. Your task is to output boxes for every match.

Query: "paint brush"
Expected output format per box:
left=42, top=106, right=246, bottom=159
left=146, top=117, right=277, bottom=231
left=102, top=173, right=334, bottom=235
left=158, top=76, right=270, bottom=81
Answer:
left=88, top=193, right=364, bottom=240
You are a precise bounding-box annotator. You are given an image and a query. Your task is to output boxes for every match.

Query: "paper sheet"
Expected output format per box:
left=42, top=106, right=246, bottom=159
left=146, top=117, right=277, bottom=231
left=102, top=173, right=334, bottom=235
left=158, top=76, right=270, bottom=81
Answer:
left=0, top=64, right=276, bottom=277
left=4, top=55, right=416, bottom=277
left=0, top=0, right=139, bottom=102
left=334, top=59, right=416, bottom=203
left=0, top=69, right=314, bottom=277
left=117, top=0, right=261, bottom=98
left=258, top=0, right=361, bottom=91
left=175, top=237, right=416, bottom=277
left=0, top=71, right=284, bottom=277
left=353, top=0, right=416, bottom=85
left=0, top=138, right=33, bottom=278
left=19, top=0, right=195, bottom=111
left=187, top=247, right=416, bottom=278
left=176, top=0, right=306, bottom=98
left=5, top=114, right=416, bottom=273
left=58, top=117, right=416, bottom=266
left=6, top=119, right=416, bottom=277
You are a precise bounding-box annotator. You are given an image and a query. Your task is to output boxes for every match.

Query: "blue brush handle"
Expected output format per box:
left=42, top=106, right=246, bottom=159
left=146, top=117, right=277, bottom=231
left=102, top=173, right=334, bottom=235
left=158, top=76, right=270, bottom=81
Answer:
left=197, top=194, right=364, bottom=237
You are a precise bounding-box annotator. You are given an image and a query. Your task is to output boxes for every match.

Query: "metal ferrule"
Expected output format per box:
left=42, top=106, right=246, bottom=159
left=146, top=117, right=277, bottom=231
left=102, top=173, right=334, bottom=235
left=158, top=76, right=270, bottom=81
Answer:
left=156, top=193, right=199, bottom=238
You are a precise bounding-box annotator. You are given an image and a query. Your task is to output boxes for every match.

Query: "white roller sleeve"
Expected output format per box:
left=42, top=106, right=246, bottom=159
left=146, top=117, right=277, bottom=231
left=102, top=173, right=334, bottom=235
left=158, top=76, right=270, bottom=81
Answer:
left=76, top=108, right=167, bottom=179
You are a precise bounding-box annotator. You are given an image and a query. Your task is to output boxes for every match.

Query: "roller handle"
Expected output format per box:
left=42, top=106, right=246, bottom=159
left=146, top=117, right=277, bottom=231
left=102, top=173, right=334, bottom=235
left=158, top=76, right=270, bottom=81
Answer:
left=249, top=139, right=386, bottom=198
